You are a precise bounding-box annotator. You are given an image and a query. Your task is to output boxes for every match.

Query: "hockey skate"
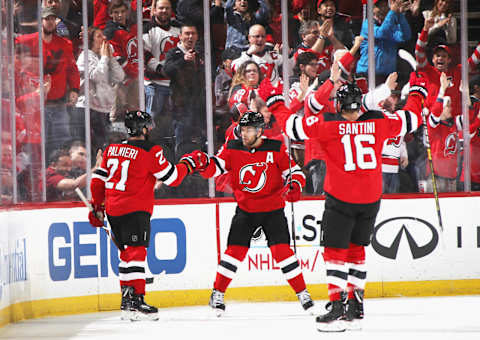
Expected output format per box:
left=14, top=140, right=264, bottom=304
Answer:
left=129, top=294, right=159, bottom=321
left=315, top=300, right=346, bottom=332
left=209, top=289, right=225, bottom=317
left=296, top=289, right=315, bottom=314
left=120, top=286, right=135, bottom=321
left=344, top=289, right=364, bottom=330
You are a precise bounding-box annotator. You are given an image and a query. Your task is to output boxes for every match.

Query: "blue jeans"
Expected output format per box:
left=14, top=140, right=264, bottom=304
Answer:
left=382, top=172, right=400, bottom=193
left=45, top=102, right=71, bottom=158
left=145, top=83, right=171, bottom=120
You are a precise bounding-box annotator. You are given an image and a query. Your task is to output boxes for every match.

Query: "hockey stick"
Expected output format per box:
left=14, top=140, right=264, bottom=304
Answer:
left=74, top=187, right=120, bottom=249
left=75, top=187, right=155, bottom=284
left=398, top=49, right=417, bottom=73
left=287, top=139, right=298, bottom=254
left=420, top=109, right=444, bottom=232
left=398, top=50, right=444, bottom=232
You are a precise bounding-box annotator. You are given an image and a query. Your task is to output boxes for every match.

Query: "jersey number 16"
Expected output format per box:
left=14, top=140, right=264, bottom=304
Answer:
left=341, top=134, right=377, bottom=171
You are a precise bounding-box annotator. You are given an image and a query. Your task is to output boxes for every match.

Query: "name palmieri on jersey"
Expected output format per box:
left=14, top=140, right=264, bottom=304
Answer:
left=107, top=146, right=139, bottom=160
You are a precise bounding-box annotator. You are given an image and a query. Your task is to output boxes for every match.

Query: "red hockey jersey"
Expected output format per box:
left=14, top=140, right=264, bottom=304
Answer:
left=91, top=140, right=188, bottom=216
left=201, top=138, right=305, bottom=212
left=284, top=95, right=423, bottom=203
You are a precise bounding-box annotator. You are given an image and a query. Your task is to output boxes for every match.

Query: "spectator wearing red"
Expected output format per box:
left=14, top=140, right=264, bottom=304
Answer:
left=45, top=148, right=87, bottom=201
left=228, top=60, right=263, bottom=109
left=459, top=75, right=480, bottom=191
left=93, top=0, right=111, bottom=29
left=415, top=17, right=480, bottom=117
left=14, top=44, right=51, bottom=201
left=15, top=6, right=80, bottom=159
left=104, top=0, right=140, bottom=122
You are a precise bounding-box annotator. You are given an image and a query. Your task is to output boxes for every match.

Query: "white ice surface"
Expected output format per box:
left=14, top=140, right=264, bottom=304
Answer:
left=1, top=296, right=479, bottom=340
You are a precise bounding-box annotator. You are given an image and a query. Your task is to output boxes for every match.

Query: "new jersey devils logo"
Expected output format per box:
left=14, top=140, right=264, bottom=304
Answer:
left=239, top=162, right=268, bottom=193
left=386, top=135, right=402, bottom=147
left=159, top=35, right=180, bottom=61
left=444, top=132, right=457, bottom=156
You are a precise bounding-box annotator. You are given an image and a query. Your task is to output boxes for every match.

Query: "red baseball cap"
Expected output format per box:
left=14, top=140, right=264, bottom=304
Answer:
left=433, top=44, right=452, bottom=56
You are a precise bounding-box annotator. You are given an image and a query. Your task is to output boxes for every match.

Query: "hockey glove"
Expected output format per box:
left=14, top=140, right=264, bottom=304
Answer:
left=408, top=72, right=428, bottom=99
left=257, top=78, right=284, bottom=108
left=180, top=150, right=210, bottom=173
left=282, top=181, right=302, bottom=203
left=88, top=202, right=105, bottom=228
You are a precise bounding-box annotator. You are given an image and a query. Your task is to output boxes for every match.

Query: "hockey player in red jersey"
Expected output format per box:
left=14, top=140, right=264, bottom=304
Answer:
left=197, top=111, right=314, bottom=316
left=255, top=65, right=431, bottom=330
left=89, top=110, right=206, bottom=321
left=279, top=71, right=428, bottom=332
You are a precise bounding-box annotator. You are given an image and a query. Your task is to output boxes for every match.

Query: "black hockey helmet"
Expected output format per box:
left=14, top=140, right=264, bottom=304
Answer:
left=239, top=111, right=265, bottom=129
left=125, top=110, right=153, bottom=136
left=336, top=83, right=363, bottom=111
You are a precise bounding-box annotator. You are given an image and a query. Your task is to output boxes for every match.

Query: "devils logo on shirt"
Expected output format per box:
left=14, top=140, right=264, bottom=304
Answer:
left=444, top=132, right=457, bottom=156
left=239, top=162, right=268, bottom=193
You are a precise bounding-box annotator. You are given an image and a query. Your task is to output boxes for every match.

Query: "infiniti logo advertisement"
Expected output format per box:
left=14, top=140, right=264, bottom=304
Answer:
left=372, top=217, right=439, bottom=260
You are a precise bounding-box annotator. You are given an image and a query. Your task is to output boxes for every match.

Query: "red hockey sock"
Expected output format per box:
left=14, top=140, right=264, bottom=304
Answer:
left=214, top=245, right=248, bottom=292
left=270, top=244, right=306, bottom=293
left=119, top=246, right=147, bottom=295
left=346, top=243, right=366, bottom=296
left=323, top=247, right=349, bottom=301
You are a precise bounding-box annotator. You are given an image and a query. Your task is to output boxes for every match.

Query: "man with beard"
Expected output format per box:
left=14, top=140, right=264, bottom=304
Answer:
left=316, top=0, right=354, bottom=49
left=143, top=0, right=180, bottom=128
left=15, top=6, right=80, bottom=159
left=88, top=110, right=205, bottom=320
left=193, top=111, right=314, bottom=317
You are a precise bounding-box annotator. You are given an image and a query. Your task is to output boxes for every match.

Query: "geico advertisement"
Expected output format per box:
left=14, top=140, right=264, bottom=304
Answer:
left=4, top=205, right=218, bottom=302
left=219, top=197, right=480, bottom=287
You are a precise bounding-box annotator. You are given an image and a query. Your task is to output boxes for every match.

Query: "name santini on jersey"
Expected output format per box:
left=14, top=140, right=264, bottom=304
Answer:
left=338, top=122, right=375, bottom=135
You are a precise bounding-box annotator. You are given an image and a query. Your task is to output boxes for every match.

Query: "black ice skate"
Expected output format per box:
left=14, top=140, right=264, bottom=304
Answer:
left=296, top=289, right=314, bottom=314
left=129, top=293, right=159, bottom=321
left=120, top=286, right=134, bottom=320
left=209, top=289, right=225, bottom=317
left=315, top=300, right=346, bottom=332
left=344, top=289, right=364, bottom=330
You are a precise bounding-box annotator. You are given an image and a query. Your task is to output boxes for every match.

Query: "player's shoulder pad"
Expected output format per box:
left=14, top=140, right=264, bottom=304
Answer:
left=323, top=112, right=343, bottom=121
left=127, top=139, right=156, bottom=151
left=226, top=139, right=244, bottom=150
left=257, top=139, right=282, bottom=152
left=358, top=110, right=385, bottom=121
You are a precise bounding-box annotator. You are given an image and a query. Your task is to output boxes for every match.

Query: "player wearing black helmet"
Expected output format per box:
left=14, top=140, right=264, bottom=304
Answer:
left=124, top=110, right=154, bottom=137
left=336, top=83, right=363, bottom=112
left=186, top=110, right=314, bottom=316
left=89, top=110, right=208, bottom=321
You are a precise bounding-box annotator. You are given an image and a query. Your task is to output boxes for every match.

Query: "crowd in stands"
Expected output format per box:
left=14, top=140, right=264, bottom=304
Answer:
left=2, top=0, right=480, bottom=203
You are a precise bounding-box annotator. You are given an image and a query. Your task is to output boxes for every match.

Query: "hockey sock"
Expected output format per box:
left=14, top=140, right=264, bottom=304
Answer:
left=345, top=243, right=367, bottom=299
left=214, top=245, right=248, bottom=292
left=119, top=246, right=147, bottom=295
left=323, top=247, right=349, bottom=301
left=270, top=244, right=306, bottom=293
